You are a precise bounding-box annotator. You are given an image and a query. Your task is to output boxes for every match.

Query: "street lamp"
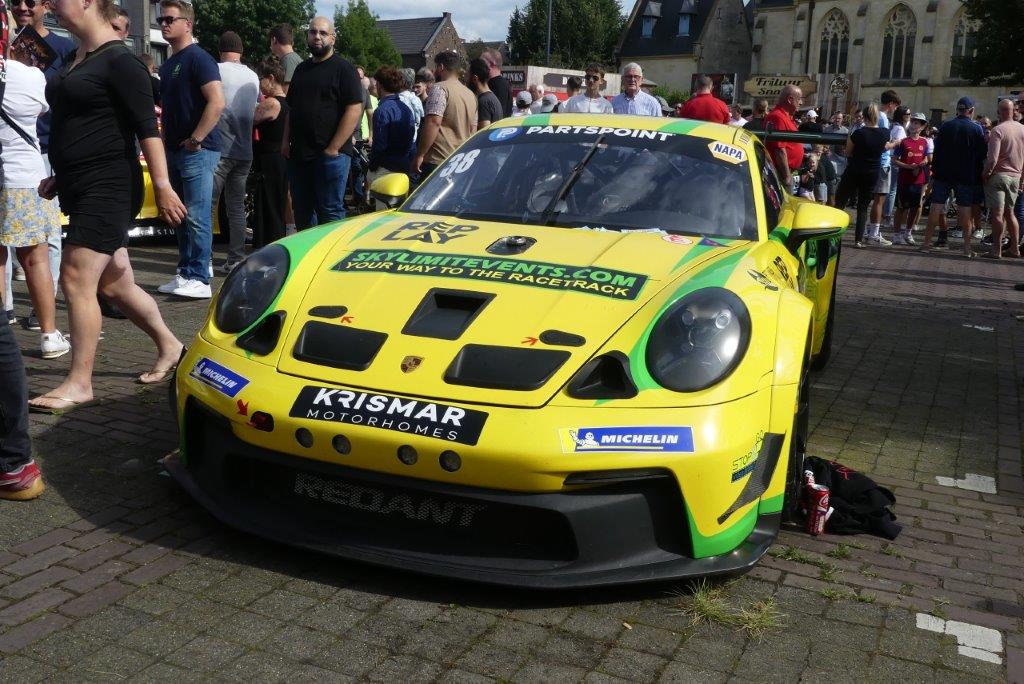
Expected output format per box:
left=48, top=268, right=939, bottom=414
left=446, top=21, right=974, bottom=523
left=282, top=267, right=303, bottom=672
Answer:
left=546, top=0, right=552, bottom=66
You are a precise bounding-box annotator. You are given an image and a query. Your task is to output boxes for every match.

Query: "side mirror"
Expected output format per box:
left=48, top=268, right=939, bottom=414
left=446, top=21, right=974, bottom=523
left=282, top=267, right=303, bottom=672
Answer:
left=369, top=173, right=411, bottom=209
left=780, top=203, right=849, bottom=253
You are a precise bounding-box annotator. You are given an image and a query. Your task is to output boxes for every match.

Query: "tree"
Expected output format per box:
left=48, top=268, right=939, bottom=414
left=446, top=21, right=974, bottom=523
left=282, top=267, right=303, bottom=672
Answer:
left=464, top=39, right=488, bottom=62
left=334, top=0, right=402, bottom=73
left=507, top=0, right=624, bottom=69
left=193, top=0, right=314, bottom=64
left=959, top=0, right=1024, bottom=85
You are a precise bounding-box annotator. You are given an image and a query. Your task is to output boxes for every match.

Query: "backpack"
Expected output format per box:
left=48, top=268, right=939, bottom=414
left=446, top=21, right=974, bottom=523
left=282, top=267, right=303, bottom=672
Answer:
left=805, top=457, right=902, bottom=539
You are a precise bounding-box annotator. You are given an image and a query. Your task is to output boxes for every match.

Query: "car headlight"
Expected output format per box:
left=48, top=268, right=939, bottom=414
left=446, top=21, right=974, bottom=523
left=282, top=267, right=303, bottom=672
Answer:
left=645, top=288, right=751, bottom=392
left=214, top=244, right=289, bottom=333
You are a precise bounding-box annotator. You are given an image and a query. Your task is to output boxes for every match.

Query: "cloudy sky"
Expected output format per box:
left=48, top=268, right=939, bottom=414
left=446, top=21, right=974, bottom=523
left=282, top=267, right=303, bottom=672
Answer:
left=314, top=0, right=526, bottom=42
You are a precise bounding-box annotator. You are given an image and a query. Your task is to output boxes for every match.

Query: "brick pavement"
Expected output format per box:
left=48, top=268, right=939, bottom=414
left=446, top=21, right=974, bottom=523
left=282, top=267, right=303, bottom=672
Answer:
left=1, top=237, right=1022, bottom=682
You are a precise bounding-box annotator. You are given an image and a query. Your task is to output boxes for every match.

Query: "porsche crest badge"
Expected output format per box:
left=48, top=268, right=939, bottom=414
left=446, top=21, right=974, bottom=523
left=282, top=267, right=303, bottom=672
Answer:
left=401, top=356, right=423, bottom=373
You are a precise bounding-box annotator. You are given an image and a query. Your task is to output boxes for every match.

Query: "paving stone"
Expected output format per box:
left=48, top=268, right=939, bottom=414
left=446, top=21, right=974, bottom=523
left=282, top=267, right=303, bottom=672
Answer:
left=0, top=654, right=61, bottom=683
left=513, top=660, right=588, bottom=682
left=615, top=624, right=683, bottom=657
left=217, top=650, right=348, bottom=682
left=120, top=619, right=200, bottom=657
left=69, top=644, right=156, bottom=681
left=163, top=635, right=246, bottom=671
left=207, top=609, right=286, bottom=649
left=0, top=587, right=74, bottom=625
left=0, top=612, right=72, bottom=654
left=308, top=635, right=389, bottom=677
left=70, top=605, right=153, bottom=641
left=455, top=640, right=529, bottom=679
left=127, top=662, right=193, bottom=683
left=26, top=630, right=108, bottom=668
left=118, top=583, right=189, bottom=616
left=1, top=566, right=79, bottom=600
left=59, top=580, right=134, bottom=618
left=597, top=646, right=667, bottom=681
left=658, top=660, right=728, bottom=683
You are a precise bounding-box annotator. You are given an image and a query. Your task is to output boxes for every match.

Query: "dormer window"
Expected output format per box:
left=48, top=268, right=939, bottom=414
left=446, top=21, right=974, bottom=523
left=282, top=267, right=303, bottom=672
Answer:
left=678, top=14, right=691, bottom=36
left=642, top=1, right=661, bottom=37
left=678, top=0, right=697, bottom=37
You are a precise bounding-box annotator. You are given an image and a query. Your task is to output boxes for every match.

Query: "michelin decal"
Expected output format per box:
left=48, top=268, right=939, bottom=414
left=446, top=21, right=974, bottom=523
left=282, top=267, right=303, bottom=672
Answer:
left=189, top=357, right=250, bottom=398
left=561, top=426, right=695, bottom=453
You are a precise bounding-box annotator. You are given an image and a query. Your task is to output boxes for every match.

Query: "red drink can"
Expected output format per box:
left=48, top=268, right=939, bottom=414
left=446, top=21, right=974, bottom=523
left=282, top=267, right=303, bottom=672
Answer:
left=806, top=484, right=830, bottom=536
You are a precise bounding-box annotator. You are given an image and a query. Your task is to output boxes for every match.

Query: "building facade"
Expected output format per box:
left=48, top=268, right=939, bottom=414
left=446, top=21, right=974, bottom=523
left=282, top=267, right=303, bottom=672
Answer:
left=751, top=0, right=1020, bottom=118
left=377, top=13, right=466, bottom=71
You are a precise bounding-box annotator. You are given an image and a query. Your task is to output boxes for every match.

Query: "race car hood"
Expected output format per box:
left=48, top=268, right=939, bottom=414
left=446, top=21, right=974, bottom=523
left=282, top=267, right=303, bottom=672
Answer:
left=276, top=212, right=744, bottom=408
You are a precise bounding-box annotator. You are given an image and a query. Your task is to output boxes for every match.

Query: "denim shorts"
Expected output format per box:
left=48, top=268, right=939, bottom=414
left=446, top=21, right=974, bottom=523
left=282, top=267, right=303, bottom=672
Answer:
left=930, top=180, right=982, bottom=207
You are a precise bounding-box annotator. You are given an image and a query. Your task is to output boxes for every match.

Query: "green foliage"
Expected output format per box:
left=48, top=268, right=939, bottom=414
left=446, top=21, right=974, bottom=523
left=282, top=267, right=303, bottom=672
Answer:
left=507, top=0, right=624, bottom=68
left=334, top=0, right=402, bottom=73
left=465, top=39, right=488, bottom=62
left=653, top=86, right=689, bottom=108
left=193, top=0, right=314, bottom=64
left=959, top=0, right=1024, bottom=85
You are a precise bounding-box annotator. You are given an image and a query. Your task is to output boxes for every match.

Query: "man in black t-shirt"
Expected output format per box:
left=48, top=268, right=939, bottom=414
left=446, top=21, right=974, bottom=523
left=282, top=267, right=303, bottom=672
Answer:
left=468, top=58, right=503, bottom=128
left=481, top=48, right=513, bottom=119
left=285, top=17, right=364, bottom=228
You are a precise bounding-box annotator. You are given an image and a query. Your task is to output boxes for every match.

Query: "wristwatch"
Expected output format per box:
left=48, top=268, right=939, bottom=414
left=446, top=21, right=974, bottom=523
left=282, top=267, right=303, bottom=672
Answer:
left=188, top=136, right=201, bottom=147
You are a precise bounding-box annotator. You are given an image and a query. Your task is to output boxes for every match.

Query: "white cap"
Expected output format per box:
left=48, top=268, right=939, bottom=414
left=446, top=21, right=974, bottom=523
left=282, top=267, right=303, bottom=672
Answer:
left=540, top=94, right=559, bottom=112
left=515, top=91, right=533, bottom=107
left=805, top=110, right=818, bottom=119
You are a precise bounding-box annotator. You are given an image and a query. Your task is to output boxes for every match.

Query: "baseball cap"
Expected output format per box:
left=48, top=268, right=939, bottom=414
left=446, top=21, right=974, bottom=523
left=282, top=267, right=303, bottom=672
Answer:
left=805, top=109, right=818, bottom=119
left=515, top=91, right=533, bottom=108
left=956, top=96, right=975, bottom=111
left=539, top=94, right=559, bottom=112
left=911, top=112, right=928, bottom=123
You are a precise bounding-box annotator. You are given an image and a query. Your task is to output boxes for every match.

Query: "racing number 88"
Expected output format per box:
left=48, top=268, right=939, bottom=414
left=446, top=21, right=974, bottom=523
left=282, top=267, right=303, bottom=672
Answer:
left=438, top=149, right=480, bottom=179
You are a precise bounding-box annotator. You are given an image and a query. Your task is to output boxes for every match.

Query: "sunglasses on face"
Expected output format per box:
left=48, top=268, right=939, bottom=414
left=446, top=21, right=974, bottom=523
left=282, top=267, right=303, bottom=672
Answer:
left=584, top=74, right=601, bottom=81
left=156, top=16, right=187, bottom=25
left=13, top=0, right=41, bottom=9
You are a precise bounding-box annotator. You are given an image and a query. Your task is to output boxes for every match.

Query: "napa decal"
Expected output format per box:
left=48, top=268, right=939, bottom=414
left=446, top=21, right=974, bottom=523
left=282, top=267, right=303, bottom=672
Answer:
left=189, top=357, right=250, bottom=398
left=333, top=250, right=648, bottom=301
left=525, top=125, right=675, bottom=142
left=708, top=141, right=746, bottom=164
left=560, top=427, right=694, bottom=453
left=489, top=127, right=522, bottom=142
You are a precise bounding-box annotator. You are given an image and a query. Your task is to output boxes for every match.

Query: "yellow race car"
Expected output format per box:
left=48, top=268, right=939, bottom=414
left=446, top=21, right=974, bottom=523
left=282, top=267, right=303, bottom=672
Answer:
left=166, top=115, right=848, bottom=587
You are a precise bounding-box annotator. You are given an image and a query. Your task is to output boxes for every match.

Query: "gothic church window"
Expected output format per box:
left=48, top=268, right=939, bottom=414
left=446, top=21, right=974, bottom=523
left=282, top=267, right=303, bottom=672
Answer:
left=949, top=11, right=979, bottom=79
left=880, top=4, right=916, bottom=80
left=818, top=9, right=849, bottom=75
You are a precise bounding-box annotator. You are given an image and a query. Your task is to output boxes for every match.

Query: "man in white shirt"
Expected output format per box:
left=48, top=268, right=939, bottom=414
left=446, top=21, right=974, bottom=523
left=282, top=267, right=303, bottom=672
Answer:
left=527, top=84, right=545, bottom=114
left=212, top=31, right=259, bottom=272
left=398, top=68, right=424, bottom=136
left=728, top=104, right=747, bottom=127
left=561, top=64, right=613, bottom=114
left=611, top=63, right=662, bottom=117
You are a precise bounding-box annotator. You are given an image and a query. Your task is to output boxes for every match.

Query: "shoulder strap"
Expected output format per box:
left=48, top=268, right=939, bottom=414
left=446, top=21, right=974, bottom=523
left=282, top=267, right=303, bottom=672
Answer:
left=0, top=108, right=39, bottom=151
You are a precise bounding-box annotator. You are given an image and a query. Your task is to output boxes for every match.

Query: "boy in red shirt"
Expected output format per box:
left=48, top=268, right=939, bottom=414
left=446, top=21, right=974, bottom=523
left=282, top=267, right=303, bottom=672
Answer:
left=892, top=113, right=932, bottom=245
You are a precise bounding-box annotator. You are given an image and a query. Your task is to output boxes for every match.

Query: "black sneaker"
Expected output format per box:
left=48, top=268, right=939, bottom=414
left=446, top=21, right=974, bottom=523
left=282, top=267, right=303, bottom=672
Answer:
left=935, top=230, right=949, bottom=248
left=4, top=310, right=15, bottom=325
left=23, top=309, right=41, bottom=331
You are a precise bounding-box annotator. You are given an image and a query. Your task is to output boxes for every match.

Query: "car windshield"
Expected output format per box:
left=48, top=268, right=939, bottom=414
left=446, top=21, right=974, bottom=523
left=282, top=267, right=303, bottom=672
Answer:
left=403, top=124, right=759, bottom=240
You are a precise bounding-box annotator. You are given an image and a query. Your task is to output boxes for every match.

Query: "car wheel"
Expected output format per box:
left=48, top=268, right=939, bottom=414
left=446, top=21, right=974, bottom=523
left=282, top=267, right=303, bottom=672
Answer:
left=783, top=343, right=810, bottom=523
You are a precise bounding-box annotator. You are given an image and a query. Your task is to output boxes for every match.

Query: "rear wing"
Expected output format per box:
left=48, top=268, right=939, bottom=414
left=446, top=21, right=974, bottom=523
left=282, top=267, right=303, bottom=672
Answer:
left=747, top=130, right=848, bottom=147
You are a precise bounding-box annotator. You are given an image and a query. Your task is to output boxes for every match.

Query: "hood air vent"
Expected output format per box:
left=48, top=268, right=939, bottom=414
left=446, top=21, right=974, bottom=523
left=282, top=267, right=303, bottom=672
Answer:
left=445, top=345, right=570, bottom=391
left=566, top=352, right=638, bottom=399
left=402, top=289, right=495, bottom=340
left=293, top=321, right=387, bottom=371
left=237, top=311, right=286, bottom=356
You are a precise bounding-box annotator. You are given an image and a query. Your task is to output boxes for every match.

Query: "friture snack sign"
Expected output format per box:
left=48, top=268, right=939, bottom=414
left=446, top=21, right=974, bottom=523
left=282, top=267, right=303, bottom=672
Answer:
left=743, top=75, right=819, bottom=100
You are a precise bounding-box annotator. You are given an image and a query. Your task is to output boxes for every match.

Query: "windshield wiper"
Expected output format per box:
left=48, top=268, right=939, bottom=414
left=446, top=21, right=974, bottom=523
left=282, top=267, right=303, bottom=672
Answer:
left=539, top=135, right=605, bottom=227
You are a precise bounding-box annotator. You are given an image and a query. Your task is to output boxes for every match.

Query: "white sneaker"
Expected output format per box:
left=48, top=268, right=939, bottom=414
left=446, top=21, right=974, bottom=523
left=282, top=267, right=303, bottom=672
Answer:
left=876, top=234, right=893, bottom=246
left=905, top=233, right=917, bottom=245
left=41, top=331, right=71, bottom=359
left=170, top=279, right=212, bottom=299
left=950, top=228, right=964, bottom=239
left=972, top=230, right=985, bottom=240
left=891, top=233, right=907, bottom=245
left=12, top=265, right=26, bottom=281
left=158, top=274, right=186, bottom=294
left=208, top=262, right=214, bottom=278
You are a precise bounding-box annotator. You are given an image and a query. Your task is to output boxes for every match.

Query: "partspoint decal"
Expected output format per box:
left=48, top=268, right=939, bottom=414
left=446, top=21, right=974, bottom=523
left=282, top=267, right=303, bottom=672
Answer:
left=382, top=220, right=478, bottom=245
left=189, top=357, right=250, bottom=398
left=708, top=141, right=747, bottom=164
left=524, top=125, right=675, bottom=141
left=333, top=250, right=648, bottom=301
left=560, top=426, right=694, bottom=453
left=489, top=127, right=521, bottom=142
left=662, top=234, right=694, bottom=245
left=290, top=386, right=487, bottom=445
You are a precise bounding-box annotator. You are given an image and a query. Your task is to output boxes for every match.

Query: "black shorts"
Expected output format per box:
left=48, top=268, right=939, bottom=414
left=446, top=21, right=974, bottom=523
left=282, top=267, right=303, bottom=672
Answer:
left=897, top=184, right=925, bottom=209
left=64, top=223, right=129, bottom=255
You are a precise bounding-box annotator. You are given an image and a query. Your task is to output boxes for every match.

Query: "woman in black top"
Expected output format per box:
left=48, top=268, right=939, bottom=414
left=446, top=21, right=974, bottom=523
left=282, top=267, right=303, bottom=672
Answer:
left=252, top=58, right=289, bottom=248
left=29, top=0, right=187, bottom=413
left=836, top=104, right=897, bottom=247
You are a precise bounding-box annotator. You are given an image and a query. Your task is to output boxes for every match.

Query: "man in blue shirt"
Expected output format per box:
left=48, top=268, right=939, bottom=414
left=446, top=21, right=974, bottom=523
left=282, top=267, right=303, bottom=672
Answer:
left=10, top=0, right=75, bottom=330
left=866, top=90, right=900, bottom=245
left=611, top=63, right=662, bottom=117
left=156, top=0, right=225, bottom=300
left=368, top=66, right=416, bottom=181
left=920, top=97, right=988, bottom=256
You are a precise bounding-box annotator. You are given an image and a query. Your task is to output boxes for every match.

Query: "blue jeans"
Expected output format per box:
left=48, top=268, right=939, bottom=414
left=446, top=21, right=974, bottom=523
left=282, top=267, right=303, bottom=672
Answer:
left=288, top=153, right=351, bottom=229
left=883, top=164, right=899, bottom=219
left=0, top=316, right=30, bottom=472
left=168, top=147, right=220, bottom=284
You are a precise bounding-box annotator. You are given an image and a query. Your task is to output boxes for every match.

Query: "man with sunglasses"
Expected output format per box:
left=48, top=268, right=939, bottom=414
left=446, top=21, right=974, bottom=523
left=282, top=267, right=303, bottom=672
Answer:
left=9, top=0, right=75, bottom=331
left=156, top=0, right=225, bottom=300
left=562, top=64, right=613, bottom=114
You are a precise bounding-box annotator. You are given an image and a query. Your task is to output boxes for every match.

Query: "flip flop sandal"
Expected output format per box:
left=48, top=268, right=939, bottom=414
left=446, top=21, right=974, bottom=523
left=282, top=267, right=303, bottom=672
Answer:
left=137, top=366, right=178, bottom=385
left=28, top=397, right=101, bottom=415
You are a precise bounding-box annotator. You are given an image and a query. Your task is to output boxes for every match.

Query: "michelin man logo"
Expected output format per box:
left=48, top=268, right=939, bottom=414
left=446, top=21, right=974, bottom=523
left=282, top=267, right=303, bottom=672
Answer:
left=573, top=430, right=601, bottom=449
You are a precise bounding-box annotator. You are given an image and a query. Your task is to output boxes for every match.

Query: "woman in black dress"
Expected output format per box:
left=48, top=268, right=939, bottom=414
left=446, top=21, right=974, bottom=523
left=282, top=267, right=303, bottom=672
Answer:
left=252, top=58, right=289, bottom=248
left=29, top=0, right=187, bottom=412
left=836, top=104, right=897, bottom=248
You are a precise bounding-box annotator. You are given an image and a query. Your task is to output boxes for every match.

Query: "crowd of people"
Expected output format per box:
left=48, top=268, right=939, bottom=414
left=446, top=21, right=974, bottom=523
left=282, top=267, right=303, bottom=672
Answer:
left=1, top=0, right=1022, bottom=501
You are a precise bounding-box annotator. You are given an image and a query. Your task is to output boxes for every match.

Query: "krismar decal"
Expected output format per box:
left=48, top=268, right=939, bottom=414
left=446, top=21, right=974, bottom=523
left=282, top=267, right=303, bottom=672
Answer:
left=293, top=473, right=486, bottom=528
left=290, top=386, right=488, bottom=445
left=561, top=426, right=694, bottom=453
left=333, top=250, right=648, bottom=300
left=189, top=357, right=249, bottom=398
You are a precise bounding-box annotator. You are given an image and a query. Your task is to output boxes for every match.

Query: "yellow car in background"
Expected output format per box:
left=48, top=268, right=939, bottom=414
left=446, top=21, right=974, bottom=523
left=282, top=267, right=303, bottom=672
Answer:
left=167, top=114, right=848, bottom=587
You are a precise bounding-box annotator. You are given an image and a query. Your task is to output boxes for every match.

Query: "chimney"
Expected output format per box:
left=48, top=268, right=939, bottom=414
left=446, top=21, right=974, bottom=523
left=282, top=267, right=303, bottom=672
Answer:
left=443, top=12, right=452, bottom=18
